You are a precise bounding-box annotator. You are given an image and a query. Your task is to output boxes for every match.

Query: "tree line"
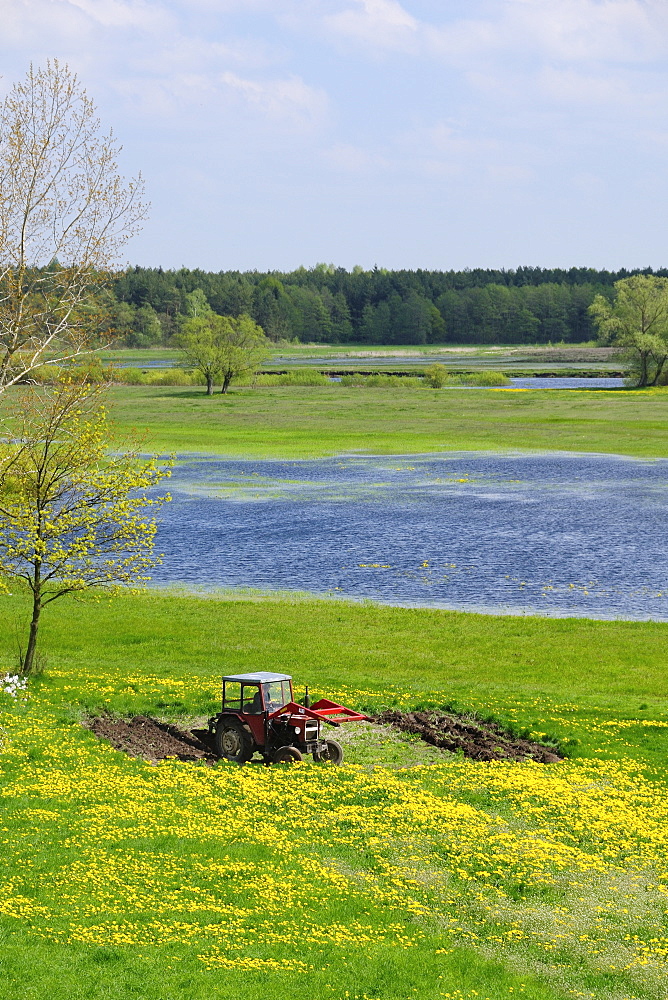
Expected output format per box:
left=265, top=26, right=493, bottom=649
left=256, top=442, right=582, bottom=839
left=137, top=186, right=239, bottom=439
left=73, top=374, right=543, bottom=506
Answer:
left=105, top=264, right=668, bottom=347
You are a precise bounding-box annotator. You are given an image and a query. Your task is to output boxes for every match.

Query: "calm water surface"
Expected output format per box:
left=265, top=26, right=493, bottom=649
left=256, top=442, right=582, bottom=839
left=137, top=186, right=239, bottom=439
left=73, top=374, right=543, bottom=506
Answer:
left=510, top=377, right=624, bottom=389
left=152, top=453, right=668, bottom=620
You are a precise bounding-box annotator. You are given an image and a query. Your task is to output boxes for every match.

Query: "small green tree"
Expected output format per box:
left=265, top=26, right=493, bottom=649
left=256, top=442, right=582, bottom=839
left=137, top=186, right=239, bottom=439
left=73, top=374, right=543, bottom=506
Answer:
left=590, top=276, right=668, bottom=387
left=177, top=313, right=269, bottom=394
left=217, top=314, right=269, bottom=393
left=175, top=316, right=222, bottom=394
left=0, top=382, right=172, bottom=674
left=183, top=288, right=213, bottom=318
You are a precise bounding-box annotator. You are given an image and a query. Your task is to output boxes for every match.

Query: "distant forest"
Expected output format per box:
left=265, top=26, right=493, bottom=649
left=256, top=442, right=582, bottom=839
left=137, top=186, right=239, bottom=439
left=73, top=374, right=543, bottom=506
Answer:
left=106, top=264, right=668, bottom=347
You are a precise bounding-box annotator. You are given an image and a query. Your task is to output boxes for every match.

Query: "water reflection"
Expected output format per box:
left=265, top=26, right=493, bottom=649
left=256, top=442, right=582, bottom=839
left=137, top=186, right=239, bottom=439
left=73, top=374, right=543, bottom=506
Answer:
left=152, top=453, right=668, bottom=620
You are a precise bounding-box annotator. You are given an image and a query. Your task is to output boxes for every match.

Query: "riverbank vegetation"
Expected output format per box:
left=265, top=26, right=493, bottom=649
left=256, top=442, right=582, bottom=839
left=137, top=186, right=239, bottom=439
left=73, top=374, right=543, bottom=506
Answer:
left=24, top=361, right=511, bottom=390
left=2, top=590, right=668, bottom=1000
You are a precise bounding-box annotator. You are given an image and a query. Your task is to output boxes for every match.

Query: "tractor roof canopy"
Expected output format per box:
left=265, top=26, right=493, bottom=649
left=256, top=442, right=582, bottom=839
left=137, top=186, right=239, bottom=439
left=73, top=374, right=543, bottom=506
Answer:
left=222, top=672, right=292, bottom=684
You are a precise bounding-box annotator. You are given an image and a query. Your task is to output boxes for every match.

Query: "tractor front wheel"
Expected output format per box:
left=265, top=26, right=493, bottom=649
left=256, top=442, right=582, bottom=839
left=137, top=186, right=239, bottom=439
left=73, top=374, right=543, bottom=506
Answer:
left=215, top=721, right=254, bottom=764
left=314, top=739, right=344, bottom=765
left=272, top=746, right=303, bottom=764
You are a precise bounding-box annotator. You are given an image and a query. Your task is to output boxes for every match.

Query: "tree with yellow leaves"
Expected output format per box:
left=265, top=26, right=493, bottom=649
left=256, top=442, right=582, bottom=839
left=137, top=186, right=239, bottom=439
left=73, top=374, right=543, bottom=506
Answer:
left=0, top=382, right=171, bottom=674
left=0, top=61, right=147, bottom=390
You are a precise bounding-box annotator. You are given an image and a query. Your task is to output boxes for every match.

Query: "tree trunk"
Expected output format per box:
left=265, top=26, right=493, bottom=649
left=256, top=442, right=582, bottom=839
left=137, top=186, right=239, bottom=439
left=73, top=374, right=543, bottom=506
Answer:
left=650, top=354, right=668, bottom=386
left=221, top=374, right=231, bottom=394
left=638, top=351, right=650, bottom=387
left=22, top=582, right=42, bottom=676
left=206, top=374, right=214, bottom=395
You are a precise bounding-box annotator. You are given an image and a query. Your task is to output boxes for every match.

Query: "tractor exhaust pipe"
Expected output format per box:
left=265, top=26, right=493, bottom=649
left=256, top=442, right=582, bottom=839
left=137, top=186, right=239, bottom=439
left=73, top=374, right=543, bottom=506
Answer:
left=304, top=685, right=311, bottom=708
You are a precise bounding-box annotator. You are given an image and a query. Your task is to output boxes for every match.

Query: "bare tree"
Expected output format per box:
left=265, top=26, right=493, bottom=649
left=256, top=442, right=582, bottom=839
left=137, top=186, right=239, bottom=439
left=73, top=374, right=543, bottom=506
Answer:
left=0, top=61, right=147, bottom=391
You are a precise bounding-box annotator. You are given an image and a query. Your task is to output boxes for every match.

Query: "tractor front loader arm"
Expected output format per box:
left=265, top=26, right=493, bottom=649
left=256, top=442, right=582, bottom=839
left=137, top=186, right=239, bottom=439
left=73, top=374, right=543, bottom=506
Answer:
left=269, top=700, right=369, bottom=727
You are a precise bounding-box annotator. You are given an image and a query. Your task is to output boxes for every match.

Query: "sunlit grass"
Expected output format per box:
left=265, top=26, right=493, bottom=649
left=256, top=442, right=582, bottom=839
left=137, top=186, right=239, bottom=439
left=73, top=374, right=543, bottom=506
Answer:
left=2, top=590, right=668, bottom=999
left=2, top=364, right=668, bottom=1000
left=103, top=384, right=668, bottom=459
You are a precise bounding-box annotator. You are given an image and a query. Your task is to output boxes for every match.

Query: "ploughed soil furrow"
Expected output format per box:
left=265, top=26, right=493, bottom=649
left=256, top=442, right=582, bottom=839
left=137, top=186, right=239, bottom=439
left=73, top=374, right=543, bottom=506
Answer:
left=85, top=712, right=563, bottom=765
left=372, top=710, right=563, bottom=763
left=85, top=715, right=217, bottom=764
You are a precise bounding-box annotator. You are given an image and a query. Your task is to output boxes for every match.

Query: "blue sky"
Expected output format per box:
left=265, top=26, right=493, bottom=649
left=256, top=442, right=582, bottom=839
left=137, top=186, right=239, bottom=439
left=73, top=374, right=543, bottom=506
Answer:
left=2, top=0, right=668, bottom=271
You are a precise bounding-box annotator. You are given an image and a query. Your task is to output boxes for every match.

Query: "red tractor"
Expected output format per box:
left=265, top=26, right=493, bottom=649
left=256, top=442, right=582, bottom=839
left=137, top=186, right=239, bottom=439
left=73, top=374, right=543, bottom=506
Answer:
left=208, top=672, right=367, bottom=765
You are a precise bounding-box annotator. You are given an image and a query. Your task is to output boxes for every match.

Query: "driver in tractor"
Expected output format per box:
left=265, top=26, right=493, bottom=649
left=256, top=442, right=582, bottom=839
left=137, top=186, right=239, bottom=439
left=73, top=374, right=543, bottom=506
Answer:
left=244, top=687, right=263, bottom=713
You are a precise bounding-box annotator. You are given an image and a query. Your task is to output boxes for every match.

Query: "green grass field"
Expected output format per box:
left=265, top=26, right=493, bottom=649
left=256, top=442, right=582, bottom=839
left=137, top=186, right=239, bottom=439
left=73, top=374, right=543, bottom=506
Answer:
left=2, top=592, right=668, bottom=1000
left=106, top=383, right=668, bottom=458
left=3, top=380, right=668, bottom=1000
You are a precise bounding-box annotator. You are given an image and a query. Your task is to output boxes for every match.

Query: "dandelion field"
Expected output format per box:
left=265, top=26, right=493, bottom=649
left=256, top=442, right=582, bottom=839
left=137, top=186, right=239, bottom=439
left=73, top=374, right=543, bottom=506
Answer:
left=2, top=592, right=668, bottom=1000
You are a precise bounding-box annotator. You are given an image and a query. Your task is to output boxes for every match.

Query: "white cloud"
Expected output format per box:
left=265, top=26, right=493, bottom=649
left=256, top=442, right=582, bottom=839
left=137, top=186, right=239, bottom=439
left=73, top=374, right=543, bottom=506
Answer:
left=0, top=0, right=91, bottom=46
left=66, top=0, right=172, bottom=31
left=221, top=72, right=328, bottom=126
left=0, top=0, right=328, bottom=131
left=538, top=66, right=633, bottom=106
left=322, top=122, right=513, bottom=182
left=317, top=0, right=668, bottom=68
left=506, top=0, right=664, bottom=63
left=325, top=0, right=418, bottom=52
left=427, top=0, right=668, bottom=65
left=112, top=67, right=328, bottom=130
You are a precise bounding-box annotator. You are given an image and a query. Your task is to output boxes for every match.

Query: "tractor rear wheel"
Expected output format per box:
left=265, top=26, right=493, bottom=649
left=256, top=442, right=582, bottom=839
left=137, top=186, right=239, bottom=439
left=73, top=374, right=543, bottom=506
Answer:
left=272, top=746, right=303, bottom=764
left=215, top=720, right=254, bottom=764
left=314, top=739, right=344, bottom=765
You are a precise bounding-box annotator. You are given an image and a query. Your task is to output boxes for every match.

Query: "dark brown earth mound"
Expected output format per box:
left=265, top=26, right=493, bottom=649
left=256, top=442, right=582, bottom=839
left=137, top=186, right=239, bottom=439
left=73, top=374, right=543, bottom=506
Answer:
left=85, top=712, right=562, bottom=766
left=85, top=715, right=217, bottom=764
left=373, top=710, right=562, bottom=763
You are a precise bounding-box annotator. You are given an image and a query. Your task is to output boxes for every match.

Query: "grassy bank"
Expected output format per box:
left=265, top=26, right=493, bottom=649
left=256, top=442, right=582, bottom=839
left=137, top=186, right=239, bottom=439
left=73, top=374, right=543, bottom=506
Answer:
left=2, top=592, right=668, bottom=1000
left=105, top=383, right=668, bottom=458
left=3, top=373, right=668, bottom=1000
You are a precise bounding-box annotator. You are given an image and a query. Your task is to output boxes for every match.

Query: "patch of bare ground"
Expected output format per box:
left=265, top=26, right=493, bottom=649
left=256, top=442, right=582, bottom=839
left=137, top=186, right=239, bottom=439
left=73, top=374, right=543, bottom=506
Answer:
left=84, top=711, right=562, bottom=766
left=84, top=715, right=217, bottom=764
left=372, top=710, right=562, bottom=763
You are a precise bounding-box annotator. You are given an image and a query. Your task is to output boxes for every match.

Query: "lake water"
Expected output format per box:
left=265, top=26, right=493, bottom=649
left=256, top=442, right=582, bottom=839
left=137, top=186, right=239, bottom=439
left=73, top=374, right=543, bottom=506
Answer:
left=152, top=453, right=668, bottom=620
left=510, top=377, right=624, bottom=389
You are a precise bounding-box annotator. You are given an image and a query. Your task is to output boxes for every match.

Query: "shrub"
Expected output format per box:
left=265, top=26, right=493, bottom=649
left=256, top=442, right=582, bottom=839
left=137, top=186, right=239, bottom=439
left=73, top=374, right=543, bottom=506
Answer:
left=424, top=363, right=449, bottom=388
left=27, top=360, right=114, bottom=385
left=255, top=369, right=330, bottom=386
left=461, top=370, right=511, bottom=386
left=441, top=370, right=511, bottom=387
left=339, top=373, right=422, bottom=388
left=118, top=367, right=144, bottom=385
left=144, top=369, right=194, bottom=386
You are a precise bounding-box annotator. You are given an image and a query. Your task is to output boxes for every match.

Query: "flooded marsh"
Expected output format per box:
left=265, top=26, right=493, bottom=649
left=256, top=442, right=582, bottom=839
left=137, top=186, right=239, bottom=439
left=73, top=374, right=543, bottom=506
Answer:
left=153, top=452, right=668, bottom=621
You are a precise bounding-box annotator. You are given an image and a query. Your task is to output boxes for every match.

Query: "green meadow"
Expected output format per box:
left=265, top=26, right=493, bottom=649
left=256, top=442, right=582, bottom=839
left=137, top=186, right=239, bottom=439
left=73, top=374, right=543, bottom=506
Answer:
left=3, top=380, right=668, bottom=1000
left=107, top=383, right=668, bottom=458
